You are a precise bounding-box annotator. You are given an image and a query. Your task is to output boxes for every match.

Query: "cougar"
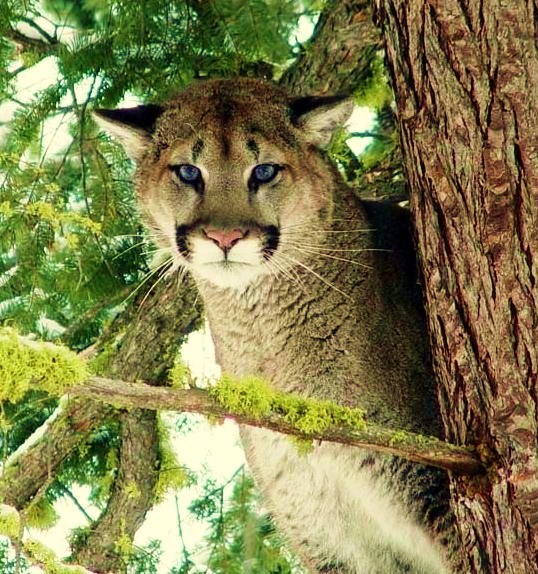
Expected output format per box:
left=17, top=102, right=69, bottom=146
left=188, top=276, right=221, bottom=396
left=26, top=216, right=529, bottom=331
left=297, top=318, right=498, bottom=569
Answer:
left=95, top=78, right=456, bottom=573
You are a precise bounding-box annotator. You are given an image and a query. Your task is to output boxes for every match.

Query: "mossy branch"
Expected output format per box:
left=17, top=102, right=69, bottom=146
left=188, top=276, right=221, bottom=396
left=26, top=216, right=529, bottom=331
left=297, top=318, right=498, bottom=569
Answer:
left=72, top=376, right=485, bottom=475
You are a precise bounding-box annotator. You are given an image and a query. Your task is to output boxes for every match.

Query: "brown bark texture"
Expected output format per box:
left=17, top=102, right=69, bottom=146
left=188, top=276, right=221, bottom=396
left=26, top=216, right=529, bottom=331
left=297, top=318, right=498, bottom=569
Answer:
left=375, top=1, right=538, bottom=572
left=280, top=0, right=381, bottom=96
left=0, top=398, right=114, bottom=509
left=72, top=409, right=159, bottom=573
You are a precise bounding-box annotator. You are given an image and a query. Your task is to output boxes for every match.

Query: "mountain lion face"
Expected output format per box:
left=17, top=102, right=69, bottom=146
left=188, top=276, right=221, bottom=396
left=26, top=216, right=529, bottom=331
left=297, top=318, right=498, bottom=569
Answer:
left=95, top=79, right=353, bottom=289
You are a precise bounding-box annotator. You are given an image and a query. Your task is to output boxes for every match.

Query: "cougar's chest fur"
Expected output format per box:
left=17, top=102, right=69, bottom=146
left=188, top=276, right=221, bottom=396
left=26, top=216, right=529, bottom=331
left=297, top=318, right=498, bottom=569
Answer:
left=199, top=194, right=437, bottom=433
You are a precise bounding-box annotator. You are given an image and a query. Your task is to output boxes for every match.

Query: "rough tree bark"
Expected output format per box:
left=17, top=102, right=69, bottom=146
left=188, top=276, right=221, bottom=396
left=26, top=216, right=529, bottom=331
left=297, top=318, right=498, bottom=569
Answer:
left=0, top=398, right=114, bottom=509
left=72, top=409, right=160, bottom=572
left=375, top=1, right=538, bottom=572
left=280, top=0, right=381, bottom=96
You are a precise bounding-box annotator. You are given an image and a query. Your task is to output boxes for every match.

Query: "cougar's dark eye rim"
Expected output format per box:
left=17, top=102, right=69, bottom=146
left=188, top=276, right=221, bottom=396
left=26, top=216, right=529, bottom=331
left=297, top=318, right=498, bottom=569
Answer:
left=171, top=164, right=202, bottom=185
left=251, top=163, right=280, bottom=184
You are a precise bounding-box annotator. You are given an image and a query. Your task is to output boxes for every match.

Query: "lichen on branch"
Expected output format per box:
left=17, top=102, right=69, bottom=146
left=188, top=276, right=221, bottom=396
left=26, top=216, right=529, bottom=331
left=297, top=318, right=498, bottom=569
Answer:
left=0, top=327, right=88, bottom=403
left=209, top=374, right=366, bottom=435
left=74, top=375, right=484, bottom=474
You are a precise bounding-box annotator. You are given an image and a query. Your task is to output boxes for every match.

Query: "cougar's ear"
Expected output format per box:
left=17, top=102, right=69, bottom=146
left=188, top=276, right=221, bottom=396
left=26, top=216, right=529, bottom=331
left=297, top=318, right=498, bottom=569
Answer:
left=289, top=95, right=354, bottom=147
left=93, top=104, right=163, bottom=161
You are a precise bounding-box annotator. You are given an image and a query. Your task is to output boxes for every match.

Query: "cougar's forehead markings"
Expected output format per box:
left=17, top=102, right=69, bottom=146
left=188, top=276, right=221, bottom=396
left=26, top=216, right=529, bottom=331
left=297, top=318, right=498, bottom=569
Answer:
left=246, top=139, right=260, bottom=160
left=215, top=97, right=235, bottom=158
left=191, top=139, right=204, bottom=162
left=246, top=119, right=298, bottom=150
left=220, top=128, right=232, bottom=158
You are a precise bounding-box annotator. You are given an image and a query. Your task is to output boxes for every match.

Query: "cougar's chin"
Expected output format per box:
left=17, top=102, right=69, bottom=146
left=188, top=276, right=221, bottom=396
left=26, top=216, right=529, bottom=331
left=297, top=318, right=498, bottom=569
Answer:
left=192, top=260, right=268, bottom=289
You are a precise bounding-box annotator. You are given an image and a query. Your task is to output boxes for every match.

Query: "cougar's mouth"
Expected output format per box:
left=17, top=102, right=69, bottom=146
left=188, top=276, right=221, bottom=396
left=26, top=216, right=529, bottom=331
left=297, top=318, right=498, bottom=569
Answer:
left=174, top=222, right=280, bottom=289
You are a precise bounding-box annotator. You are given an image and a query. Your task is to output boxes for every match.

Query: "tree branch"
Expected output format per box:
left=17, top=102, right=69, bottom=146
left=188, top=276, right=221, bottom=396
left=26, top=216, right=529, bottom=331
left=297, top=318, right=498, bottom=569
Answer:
left=56, top=480, right=94, bottom=523
left=349, top=130, right=389, bottom=140
left=0, top=397, right=114, bottom=509
left=4, top=27, right=60, bottom=53
left=19, top=16, right=57, bottom=44
left=280, top=0, right=381, bottom=96
left=72, top=377, right=485, bottom=476
left=71, top=410, right=159, bottom=573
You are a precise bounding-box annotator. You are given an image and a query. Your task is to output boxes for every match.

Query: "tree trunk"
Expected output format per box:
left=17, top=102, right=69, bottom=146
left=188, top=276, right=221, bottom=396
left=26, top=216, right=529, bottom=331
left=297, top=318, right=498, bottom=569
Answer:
left=374, top=1, right=538, bottom=572
left=72, top=409, right=159, bottom=573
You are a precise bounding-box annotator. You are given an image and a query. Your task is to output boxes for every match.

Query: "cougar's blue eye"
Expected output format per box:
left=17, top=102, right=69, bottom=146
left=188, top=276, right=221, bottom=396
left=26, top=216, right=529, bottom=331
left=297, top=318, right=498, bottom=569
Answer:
left=172, top=164, right=201, bottom=185
left=252, top=163, right=279, bottom=184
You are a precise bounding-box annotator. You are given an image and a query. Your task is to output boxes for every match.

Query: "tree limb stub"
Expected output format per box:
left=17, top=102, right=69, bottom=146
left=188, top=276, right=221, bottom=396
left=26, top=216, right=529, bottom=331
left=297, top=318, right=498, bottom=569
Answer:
left=72, top=377, right=485, bottom=476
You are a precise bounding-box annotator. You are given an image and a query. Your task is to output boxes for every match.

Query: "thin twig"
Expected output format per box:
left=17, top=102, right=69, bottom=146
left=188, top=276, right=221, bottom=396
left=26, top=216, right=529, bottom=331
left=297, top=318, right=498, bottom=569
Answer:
left=20, top=16, right=57, bottom=44
left=56, top=480, right=94, bottom=523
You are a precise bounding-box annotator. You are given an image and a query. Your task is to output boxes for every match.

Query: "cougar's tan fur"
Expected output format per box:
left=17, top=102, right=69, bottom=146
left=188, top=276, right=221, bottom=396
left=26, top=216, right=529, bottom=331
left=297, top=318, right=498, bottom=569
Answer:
left=95, top=78, right=455, bottom=573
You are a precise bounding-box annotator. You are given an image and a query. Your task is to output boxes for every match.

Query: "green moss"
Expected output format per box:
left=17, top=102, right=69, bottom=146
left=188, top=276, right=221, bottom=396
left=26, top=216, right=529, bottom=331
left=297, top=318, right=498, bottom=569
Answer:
left=288, top=436, right=315, bottom=455
left=115, top=518, right=134, bottom=560
left=0, top=505, right=21, bottom=538
left=154, top=416, right=191, bottom=502
left=88, top=342, right=117, bottom=375
left=353, top=55, right=393, bottom=111
left=168, top=357, right=192, bottom=389
left=388, top=430, right=409, bottom=446
left=95, top=448, right=119, bottom=504
left=388, top=429, right=440, bottom=449
left=23, top=540, right=56, bottom=570
left=23, top=539, right=87, bottom=573
left=25, top=497, right=58, bottom=529
left=0, top=327, right=88, bottom=403
left=124, top=481, right=141, bottom=500
left=210, top=374, right=366, bottom=436
left=211, top=375, right=274, bottom=418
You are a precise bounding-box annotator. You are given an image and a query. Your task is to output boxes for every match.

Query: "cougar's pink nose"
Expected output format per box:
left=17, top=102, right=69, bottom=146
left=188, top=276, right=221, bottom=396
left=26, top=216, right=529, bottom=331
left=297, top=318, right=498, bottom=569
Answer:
left=204, top=228, right=247, bottom=251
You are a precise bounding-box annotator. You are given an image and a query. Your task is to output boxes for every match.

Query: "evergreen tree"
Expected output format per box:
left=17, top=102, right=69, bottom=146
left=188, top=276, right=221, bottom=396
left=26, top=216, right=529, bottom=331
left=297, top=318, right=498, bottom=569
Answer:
left=177, top=468, right=307, bottom=574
